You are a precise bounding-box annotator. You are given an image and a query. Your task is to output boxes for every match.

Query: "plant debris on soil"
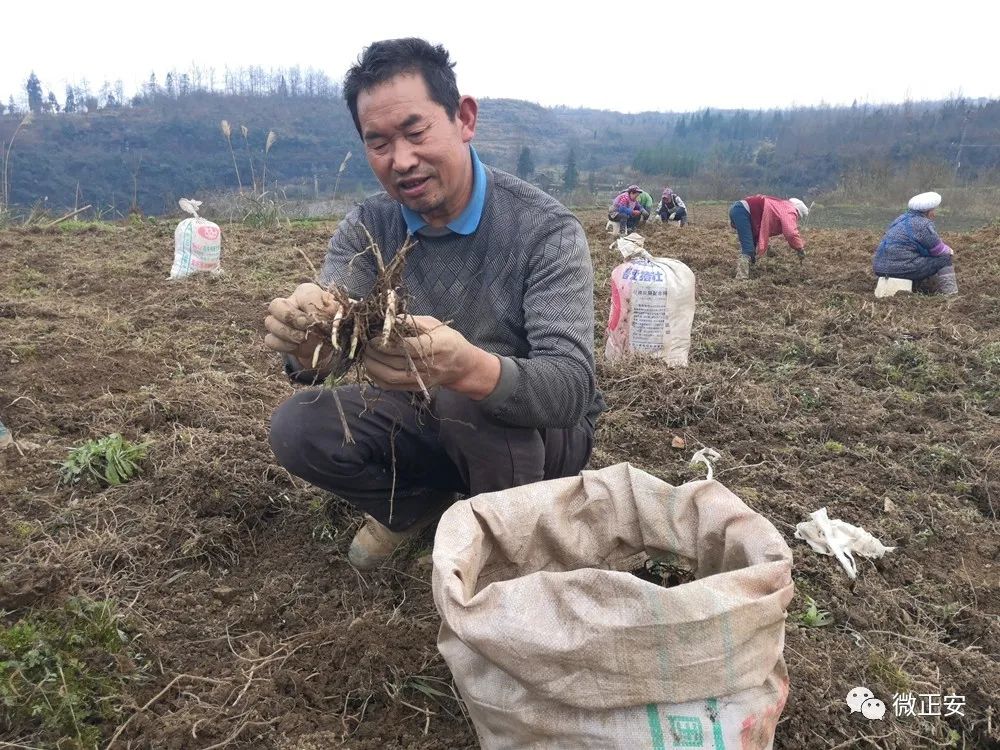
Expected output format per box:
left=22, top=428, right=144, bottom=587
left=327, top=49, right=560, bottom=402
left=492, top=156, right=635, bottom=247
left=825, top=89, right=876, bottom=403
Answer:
left=1, top=207, right=997, bottom=749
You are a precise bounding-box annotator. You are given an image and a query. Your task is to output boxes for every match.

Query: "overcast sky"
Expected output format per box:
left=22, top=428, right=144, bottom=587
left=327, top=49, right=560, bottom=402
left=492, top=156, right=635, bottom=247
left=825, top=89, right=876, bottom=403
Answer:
left=3, top=1, right=996, bottom=114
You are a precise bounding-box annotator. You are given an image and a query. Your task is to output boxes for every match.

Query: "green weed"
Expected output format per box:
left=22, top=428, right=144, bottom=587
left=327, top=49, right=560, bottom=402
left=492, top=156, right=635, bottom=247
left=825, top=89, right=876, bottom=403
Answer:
left=794, top=387, right=824, bottom=410
left=793, top=596, right=834, bottom=628
left=877, top=340, right=935, bottom=391
left=238, top=191, right=284, bottom=228
left=0, top=598, right=134, bottom=748
left=867, top=652, right=913, bottom=694
left=13, top=267, right=46, bottom=293
left=925, top=444, right=968, bottom=477
left=824, top=440, right=846, bottom=455
left=58, top=220, right=112, bottom=233
left=780, top=336, right=830, bottom=365
left=980, top=342, right=1000, bottom=371
left=11, top=343, right=38, bottom=360
left=59, top=433, right=150, bottom=487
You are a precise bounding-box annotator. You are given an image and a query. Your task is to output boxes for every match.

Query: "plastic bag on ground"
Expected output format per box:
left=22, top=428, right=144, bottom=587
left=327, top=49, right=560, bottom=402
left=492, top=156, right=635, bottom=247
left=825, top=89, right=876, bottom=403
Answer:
left=170, top=198, right=222, bottom=279
left=432, top=462, right=794, bottom=750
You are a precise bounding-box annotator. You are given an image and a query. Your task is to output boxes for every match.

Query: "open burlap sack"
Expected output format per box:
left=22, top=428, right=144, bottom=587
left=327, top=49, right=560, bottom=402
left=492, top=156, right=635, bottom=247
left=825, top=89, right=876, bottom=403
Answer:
left=432, top=462, right=794, bottom=749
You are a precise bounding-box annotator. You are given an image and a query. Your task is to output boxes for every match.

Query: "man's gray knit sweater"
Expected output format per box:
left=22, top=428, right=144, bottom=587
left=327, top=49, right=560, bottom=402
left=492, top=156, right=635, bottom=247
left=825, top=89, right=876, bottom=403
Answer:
left=319, top=167, right=604, bottom=430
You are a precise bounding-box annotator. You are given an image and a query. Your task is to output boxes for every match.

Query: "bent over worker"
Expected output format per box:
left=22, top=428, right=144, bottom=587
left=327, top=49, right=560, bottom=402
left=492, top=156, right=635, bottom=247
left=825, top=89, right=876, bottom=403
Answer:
left=729, top=194, right=808, bottom=279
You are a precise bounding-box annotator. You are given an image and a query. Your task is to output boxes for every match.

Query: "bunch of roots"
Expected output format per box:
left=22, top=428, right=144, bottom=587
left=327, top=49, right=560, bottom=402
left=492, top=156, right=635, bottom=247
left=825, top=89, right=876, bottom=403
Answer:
left=304, top=230, right=430, bottom=442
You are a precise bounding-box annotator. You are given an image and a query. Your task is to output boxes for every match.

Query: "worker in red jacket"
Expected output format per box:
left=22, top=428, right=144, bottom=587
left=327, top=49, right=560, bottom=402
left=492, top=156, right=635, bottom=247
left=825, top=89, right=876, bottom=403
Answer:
left=729, top=195, right=808, bottom=279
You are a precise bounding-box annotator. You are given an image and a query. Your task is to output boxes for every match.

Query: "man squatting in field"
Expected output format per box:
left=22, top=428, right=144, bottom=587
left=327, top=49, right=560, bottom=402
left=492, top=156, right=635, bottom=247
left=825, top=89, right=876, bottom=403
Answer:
left=729, top=194, right=809, bottom=279
left=657, top=187, right=688, bottom=226
left=264, top=38, right=605, bottom=569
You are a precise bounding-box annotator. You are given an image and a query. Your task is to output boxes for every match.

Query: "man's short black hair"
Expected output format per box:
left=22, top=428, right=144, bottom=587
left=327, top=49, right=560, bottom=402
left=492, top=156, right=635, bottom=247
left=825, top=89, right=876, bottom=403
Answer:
left=343, top=38, right=460, bottom=136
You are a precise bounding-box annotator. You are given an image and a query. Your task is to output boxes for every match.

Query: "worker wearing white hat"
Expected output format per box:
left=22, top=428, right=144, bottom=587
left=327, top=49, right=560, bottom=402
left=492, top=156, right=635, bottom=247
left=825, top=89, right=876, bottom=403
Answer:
left=872, top=192, right=957, bottom=294
left=729, top=194, right=809, bottom=279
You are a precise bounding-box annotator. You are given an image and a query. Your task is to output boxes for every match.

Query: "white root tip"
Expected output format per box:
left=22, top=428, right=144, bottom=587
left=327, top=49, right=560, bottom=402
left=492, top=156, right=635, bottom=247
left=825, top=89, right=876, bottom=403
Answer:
left=381, top=289, right=397, bottom=346
left=330, top=310, right=344, bottom=351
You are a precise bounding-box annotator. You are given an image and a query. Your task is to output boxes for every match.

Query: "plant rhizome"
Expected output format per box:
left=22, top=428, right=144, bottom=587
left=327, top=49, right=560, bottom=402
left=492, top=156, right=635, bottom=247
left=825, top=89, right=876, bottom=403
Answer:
left=304, top=229, right=430, bottom=444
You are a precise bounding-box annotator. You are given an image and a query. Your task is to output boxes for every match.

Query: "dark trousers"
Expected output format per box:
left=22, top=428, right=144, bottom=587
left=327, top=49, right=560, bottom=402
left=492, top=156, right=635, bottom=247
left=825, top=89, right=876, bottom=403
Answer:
left=269, top=386, right=594, bottom=531
left=619, top=216, right=640, bottom=234
left=659, top=206, right=688, bottom=226
left=875, top=254, right=952, bottom=282
left=729, top=202, right=756, bottom=257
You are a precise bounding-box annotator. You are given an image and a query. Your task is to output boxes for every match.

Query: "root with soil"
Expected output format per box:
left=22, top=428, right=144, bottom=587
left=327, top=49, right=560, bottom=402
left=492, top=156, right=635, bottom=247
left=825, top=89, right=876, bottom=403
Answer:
left=305, top=229, right=429, bottom=444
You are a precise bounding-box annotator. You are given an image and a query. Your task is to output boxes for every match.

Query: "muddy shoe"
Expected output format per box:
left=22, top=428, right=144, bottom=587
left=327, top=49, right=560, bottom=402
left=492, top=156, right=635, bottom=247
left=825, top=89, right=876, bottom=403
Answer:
left=735, top=255, right=751, bottom=280
left=348, top=514, right=432, bottom=570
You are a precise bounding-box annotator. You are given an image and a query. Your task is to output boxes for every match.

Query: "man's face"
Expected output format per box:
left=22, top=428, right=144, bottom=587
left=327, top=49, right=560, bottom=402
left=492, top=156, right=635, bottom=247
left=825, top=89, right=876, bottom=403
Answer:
left=629, top=190, right=640, bottom=200
left=357, top=72, right=477, bottom=226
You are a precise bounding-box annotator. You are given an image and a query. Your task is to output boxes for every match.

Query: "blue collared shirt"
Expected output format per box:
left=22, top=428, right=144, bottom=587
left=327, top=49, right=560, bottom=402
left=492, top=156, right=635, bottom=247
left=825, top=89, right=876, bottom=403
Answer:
left=400, top=146, right=486, bottom=235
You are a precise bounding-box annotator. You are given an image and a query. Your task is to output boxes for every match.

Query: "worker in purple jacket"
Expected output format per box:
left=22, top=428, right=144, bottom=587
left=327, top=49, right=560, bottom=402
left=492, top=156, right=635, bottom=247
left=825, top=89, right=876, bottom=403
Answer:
left=872, top=191, right=957, bottom=294
left=609, top=185, right=645, bottom=234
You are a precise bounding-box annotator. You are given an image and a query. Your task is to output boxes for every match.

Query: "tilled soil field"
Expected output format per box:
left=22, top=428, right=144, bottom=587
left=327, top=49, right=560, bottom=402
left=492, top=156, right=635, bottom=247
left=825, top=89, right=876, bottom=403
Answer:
left=1, top=206, right=997, bottom=749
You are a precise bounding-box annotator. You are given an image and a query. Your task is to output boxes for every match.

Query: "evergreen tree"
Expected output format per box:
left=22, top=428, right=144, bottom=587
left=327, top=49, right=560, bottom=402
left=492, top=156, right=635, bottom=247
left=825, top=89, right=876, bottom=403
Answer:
left=26, top=72, right=44, bottom=114
left=7, top=96, right=16, bottom=115
left=100, top=82, right=117, bottom=109
left=563, top=147, right=578, bottom=191
left=46, top=91, right=60, bottom=113
left=516, top=146, right=535, bottom=179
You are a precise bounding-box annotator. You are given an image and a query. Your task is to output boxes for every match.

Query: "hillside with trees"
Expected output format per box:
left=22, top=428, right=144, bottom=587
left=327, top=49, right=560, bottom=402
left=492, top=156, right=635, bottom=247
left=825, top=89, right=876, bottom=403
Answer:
left=2, top=67, right=1000, bottom=215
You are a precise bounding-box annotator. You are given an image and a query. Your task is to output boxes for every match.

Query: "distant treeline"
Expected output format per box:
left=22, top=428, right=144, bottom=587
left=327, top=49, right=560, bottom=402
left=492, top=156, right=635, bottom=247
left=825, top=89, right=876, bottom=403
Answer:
left=2, top=67, right=1000, bottom=215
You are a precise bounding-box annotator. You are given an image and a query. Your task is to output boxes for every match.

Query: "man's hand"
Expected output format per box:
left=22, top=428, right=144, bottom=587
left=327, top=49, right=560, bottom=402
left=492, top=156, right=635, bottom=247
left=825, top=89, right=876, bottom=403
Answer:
left=796, top=249, right=806, bottom=263
left=364, top=315, right=500, bottom=400
left=264, top=283, right=341, bottom=367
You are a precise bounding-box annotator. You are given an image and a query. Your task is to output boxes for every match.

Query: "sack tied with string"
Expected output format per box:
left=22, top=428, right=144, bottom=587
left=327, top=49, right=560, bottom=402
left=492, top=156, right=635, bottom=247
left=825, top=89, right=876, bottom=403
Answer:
left=171, top=198, right=222, bottom=279
left=605, top=233, right=696, bottom=366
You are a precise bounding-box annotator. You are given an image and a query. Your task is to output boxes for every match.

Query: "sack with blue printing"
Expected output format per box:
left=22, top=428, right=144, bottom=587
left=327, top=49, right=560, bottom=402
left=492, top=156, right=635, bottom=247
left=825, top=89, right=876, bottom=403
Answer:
left=605, top=233, right=695, bottom=366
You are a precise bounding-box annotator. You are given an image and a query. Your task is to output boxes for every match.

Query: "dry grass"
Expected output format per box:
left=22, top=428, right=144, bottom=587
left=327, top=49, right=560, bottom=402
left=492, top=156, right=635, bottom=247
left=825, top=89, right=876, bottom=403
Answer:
left=0, top=215, right=996, bottom=749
